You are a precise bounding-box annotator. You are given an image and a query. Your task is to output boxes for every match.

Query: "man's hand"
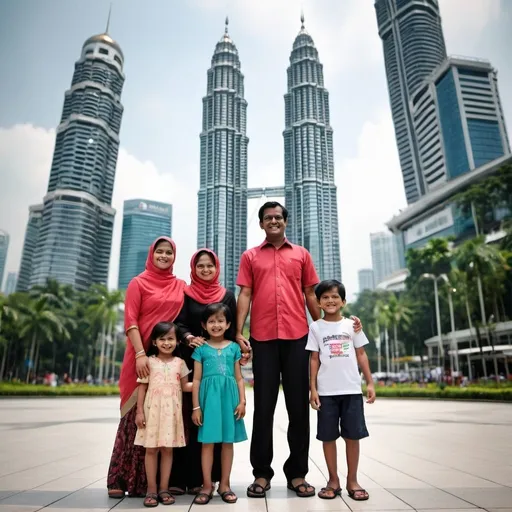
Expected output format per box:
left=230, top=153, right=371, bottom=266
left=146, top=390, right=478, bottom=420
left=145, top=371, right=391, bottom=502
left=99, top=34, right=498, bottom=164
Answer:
left=309, top=391, right=321, bottom=410
left=135, top=411, right=146, bottom=429
left=366, top=384, right=376, bottom=404
left=188, top=336, right=205, bottom=348
left=236, top=333, right=251, bottom=352
left=351, top=316, right=363, bottom=333
left=136, top=356, right=150, bottom=379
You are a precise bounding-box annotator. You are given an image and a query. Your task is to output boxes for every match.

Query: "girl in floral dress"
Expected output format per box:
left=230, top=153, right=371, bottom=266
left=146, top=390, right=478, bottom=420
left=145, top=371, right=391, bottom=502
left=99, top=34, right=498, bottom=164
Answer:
left=135, top=322, right=192, bottom=507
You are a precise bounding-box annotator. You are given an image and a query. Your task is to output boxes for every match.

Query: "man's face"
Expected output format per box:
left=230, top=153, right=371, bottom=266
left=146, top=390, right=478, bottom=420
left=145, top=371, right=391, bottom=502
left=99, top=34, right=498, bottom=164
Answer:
left=260, top=206, right=287, bottom=237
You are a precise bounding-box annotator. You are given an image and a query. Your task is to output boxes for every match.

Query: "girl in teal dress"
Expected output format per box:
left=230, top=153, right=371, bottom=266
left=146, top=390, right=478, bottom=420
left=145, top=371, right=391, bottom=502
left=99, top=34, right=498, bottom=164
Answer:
left=191, top=303, right=247, bottom=505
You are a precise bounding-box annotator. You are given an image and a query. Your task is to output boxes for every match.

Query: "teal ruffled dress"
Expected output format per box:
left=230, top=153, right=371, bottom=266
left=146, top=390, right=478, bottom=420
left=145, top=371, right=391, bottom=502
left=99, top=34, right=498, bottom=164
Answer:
left=192, top=342, right=247, bottom=444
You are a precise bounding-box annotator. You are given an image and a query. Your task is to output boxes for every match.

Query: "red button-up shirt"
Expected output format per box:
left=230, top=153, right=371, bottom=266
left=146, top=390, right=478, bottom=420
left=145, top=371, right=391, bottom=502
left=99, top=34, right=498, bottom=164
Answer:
left=236, top=239, right=320, bottom=341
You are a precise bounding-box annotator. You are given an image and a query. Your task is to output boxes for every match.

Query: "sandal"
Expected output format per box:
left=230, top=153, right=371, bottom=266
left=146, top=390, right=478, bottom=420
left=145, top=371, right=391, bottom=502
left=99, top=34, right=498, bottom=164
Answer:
left=108, top=489, right=124, bottom=499
left=246, top=479, right=271, bottom=498
left=193, top=491, right=213, bottom=505
left=219, top=489, right=238, bottom=503
left=187, top=486, right=202, bottom=495
left=318, top=486, right=342, bottom=500
left=347, top=488, right=369, bottom=501
left=143, top=493, right=159, bottom=508
left=168, top=486, right=185, bottom=496
left=287, top=480, right=315, bottom=498
left=158, top=490, right=175, bottom=505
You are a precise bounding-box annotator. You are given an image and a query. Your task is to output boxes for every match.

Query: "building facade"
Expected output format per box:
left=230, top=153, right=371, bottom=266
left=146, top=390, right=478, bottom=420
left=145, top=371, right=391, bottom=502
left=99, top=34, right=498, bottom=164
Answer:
left=17, top=205, right=43, bottom=292
left=411, top=56, right=510, bottom=191
left=197, top=18, right=248, bottom=292
left=358, top=269, right=375, bottom=293
left=283, top=15, right=341, bottom=281
left=118, top=199, right=173, bottom=290
left=3, top=272, right=17, bottom=296
left=370, top=231, right=401, bottom=286
left=0, top=230, right=9, bottom=291
left=20, top=31, right=125, bottom=291
left=375, top=0, right=447, bottom=203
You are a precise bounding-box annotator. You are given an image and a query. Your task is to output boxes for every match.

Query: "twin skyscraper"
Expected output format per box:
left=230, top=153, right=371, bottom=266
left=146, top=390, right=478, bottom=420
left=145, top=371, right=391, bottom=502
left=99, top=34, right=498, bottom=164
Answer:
left=17, top=14, right=342, bottom=293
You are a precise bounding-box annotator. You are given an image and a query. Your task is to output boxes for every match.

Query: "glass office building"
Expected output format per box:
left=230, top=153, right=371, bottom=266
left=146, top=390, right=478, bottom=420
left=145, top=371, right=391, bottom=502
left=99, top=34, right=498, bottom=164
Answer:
left=0, top=230, right=9, bottom=291
left=20, top=31, right=125, bottom=291
left=375, top=0, right=447, bottom=203
left=118, top=199, right=173, bottom=290
left=197, top=19, right=248, bottom=292
left=283, top=15, right=342, bottom=281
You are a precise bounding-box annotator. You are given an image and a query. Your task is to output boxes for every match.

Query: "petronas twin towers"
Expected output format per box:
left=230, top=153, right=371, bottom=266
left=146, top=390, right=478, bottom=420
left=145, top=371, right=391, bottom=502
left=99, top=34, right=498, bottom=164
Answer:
left=197, top=16, right=341, bottom=291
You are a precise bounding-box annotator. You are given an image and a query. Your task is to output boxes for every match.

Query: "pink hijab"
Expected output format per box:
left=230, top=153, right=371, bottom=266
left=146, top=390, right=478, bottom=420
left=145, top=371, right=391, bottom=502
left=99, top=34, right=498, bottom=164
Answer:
left=184, top=248, right=226, bottom=304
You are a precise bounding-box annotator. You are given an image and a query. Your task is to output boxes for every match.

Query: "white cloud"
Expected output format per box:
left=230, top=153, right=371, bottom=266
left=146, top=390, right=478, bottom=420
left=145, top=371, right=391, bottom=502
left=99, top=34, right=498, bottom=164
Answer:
left=0, top=124, right=196, bottom=289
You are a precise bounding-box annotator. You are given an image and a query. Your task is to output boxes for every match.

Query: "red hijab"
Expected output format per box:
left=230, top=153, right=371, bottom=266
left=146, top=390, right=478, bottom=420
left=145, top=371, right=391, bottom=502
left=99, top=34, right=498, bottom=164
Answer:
left=119, top=237, right=186, bottom=414
left=184, top=248, right=226, bottom=304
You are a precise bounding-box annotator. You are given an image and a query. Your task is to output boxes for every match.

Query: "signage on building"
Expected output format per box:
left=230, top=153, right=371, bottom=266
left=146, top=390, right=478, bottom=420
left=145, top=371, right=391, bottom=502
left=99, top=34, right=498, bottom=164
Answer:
left=404, top=205, right=454, bottom=246
left=125, top=200, right=171, bottom=216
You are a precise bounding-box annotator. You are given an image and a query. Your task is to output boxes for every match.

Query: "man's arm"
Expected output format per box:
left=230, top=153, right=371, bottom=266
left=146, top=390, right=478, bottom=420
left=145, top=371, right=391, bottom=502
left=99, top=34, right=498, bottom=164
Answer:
left=304, top=285, right=321, bottom=321
left=236, top=286, right=252, bottom=351
left=356, top=347, right=376, bottom=403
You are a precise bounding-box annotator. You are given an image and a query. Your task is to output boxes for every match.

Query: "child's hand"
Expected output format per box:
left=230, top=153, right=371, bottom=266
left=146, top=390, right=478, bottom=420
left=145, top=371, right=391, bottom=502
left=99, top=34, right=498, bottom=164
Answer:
left=135, top=411, right=146, bottom=429
left=366, top=384, right=376, bottom=404
left=192, top=408, right=203, bottom=426
left=309, top=392, right=321, bottom=410
left=234, top=402, right=246, bottom=420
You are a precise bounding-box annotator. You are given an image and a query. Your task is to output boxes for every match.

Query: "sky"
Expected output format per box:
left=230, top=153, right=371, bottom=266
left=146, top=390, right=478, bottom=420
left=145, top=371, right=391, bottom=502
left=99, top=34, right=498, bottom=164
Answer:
left=0, top=0, right=510, bottom=301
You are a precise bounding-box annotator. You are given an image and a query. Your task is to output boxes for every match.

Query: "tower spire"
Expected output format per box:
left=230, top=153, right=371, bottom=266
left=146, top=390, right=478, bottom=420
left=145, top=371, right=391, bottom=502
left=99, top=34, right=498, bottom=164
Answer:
left=105, top=3, right=112, bottom=34
left=300, top=10, right=305, bottom=29
left=225, top=15, right=229, bottom=34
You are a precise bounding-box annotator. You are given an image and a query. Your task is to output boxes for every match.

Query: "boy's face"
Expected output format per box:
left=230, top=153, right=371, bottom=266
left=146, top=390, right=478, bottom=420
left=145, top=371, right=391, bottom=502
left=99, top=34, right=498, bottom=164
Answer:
left=318, top=287, right=346, bottom=315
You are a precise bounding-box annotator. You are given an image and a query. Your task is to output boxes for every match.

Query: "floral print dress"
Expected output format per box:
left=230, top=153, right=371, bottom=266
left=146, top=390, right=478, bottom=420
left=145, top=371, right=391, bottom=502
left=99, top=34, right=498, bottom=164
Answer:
left=134, top=356, right=190, bottom=448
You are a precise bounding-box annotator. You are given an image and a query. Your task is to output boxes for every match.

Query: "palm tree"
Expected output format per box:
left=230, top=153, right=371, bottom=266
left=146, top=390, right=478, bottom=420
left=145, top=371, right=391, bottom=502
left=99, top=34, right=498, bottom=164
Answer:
left=0, top=294, right=19, bottom=381
left=375, top=300, right=392, bottom=374
left=387, top=294, right=412, bottom=373
left=18, top=296, right=70, bottom=383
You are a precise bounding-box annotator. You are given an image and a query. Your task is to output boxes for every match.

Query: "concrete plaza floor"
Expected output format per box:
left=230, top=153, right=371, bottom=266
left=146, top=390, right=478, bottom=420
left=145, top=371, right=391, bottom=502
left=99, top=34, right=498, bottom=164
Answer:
left=0, top=392, right=511, bottom=512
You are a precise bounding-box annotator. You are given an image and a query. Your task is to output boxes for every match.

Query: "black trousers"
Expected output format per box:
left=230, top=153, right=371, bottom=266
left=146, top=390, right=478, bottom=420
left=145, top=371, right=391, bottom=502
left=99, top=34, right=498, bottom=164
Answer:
left=250, top=336, right=310, bottom=482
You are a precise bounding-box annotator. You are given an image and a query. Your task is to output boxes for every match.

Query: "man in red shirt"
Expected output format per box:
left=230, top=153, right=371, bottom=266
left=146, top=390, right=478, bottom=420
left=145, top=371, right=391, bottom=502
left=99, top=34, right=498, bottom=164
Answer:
left=236, top=201, right=362, bottom=499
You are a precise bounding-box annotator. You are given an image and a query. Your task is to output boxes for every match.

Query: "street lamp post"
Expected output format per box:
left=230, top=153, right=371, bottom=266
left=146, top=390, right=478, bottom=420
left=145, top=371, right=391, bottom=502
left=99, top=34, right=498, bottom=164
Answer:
left=421, top=273, right=444, bottom=368
left=446, top=285, right=459, bottom=374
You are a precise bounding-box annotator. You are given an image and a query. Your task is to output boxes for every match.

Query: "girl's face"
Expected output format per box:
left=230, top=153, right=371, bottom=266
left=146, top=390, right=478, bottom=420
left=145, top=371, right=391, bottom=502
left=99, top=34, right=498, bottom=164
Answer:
left=195, top=253, right=216, bottom=282
left=154, top=329, right=177, bottom=355
left=202, top=312, right=230, bottom=338
left=153, top=241, right=175, bottom=270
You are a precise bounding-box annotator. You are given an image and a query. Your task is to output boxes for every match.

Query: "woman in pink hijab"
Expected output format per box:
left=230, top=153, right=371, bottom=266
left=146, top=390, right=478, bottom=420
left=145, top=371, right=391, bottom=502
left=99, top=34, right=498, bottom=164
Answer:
left=107, top=237, right=186, bottom=498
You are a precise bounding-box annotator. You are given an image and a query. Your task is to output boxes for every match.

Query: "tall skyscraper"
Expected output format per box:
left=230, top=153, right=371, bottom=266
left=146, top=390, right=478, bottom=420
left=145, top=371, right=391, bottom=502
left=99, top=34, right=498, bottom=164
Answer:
left=118, top=199, right=173, bottom=290
left=370, top=231, right=401, bottom=286
left=197, top=18, right=248, bottom=292
left=0, top=230, right=9, bottom=290
left=375, top=0, right=447, bottom=203
left=358, top=269, right=375, bottom=293
left=20, top=28, right=125, bottom=291
left=17, top=205, right=43, bottom=292
left=283, top=15, right=341, bottom=281
left=3, top=272, right=17, bottom=296
left=411, top=56, right=510, bottom=190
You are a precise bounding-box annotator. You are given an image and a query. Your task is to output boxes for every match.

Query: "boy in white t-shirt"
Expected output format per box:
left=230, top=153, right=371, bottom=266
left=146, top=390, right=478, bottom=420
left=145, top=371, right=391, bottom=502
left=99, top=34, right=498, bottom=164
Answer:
left=306, top=279, right=375, bottom=502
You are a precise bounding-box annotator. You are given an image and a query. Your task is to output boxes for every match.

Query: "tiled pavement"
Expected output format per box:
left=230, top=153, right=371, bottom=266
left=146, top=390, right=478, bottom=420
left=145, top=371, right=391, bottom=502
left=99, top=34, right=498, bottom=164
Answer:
left=0, top=393, right=511, bottom=511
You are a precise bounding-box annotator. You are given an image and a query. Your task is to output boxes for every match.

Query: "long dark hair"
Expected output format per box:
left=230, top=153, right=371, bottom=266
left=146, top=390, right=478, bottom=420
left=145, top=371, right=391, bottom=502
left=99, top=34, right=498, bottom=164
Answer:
left=146, top=321, right=181, bottom=358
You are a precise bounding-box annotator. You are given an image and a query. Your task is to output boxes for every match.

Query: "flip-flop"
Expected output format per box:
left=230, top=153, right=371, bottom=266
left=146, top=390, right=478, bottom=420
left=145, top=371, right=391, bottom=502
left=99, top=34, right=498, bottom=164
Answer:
left=168, top=486, right=185, bottom=496
left=193, top=491, right=213, bottom=505
left=143, top=492, right=159, bottom=507
left=246, top=480, right=271, bottom=498
left=219, top=489, right=238, bottom=503
left=347, top=488, right=369, bottom=501
left=318, top=486, right=342, bottom=500
left=158, top=490, right=175, bottom=505
left=287, top=480, right=315, bottom=497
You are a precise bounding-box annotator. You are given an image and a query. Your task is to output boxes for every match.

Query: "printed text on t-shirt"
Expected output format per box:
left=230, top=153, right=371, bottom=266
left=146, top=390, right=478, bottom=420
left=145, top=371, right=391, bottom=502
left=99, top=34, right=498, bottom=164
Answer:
left=322, top=333, right=351, bottom=359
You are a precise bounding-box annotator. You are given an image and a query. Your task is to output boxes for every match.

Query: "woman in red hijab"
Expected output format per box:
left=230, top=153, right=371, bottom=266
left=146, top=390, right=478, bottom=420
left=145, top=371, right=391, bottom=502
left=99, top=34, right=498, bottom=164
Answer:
left=168, top=248, right=236, bottom=496
left=107, top=237, right=186, bottom=498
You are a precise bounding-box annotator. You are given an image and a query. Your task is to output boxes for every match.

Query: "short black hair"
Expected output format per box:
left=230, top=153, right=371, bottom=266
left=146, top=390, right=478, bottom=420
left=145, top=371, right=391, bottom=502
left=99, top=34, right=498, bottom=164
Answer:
left=258, top=201, right=288, bottom=222
left=201, top=302, right=232, bottom=324
left=315, top=280, right=346, bottom=301
left=147, top=322, right=180, bottom=357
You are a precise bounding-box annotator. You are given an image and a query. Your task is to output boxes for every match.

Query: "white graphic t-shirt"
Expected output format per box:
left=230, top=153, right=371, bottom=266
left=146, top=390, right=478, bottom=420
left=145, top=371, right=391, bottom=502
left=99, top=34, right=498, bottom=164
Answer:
left=306, top=318, right=369, bottom=396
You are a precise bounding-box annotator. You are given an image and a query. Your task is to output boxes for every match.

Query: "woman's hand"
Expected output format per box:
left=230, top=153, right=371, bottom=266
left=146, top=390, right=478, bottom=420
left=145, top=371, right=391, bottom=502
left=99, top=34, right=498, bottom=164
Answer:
left=192, top=408, right=203, bottom=426
left=188, top=336, right=205, bottom=348
left=136, top=355, right=150, bottom=379
left=234, top=402, right=246, bottom=420
left=135, top=411, right=146, bottom=429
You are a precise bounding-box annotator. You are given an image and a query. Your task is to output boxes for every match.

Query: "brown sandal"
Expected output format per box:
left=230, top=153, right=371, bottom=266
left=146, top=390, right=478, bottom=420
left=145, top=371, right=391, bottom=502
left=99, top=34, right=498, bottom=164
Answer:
left=247, top=480, right=271, bottom=498
left=143, top=493, right=159, bottom=507
left=318, top=486, right=342, bottom=500
left=219, top=489, right=238, bottom=503
left=194, top=491, right=213, bottom=505
left=108, top=489, right=124, bottom=499
left=287, top=480, right=315, bottom=497
left=347, top=488, right=369, bottom=501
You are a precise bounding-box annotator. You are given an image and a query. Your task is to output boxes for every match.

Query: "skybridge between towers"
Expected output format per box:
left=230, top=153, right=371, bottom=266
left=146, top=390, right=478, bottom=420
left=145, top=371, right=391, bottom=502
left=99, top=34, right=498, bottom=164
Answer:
left=247, top=186, right=285, bottom=200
